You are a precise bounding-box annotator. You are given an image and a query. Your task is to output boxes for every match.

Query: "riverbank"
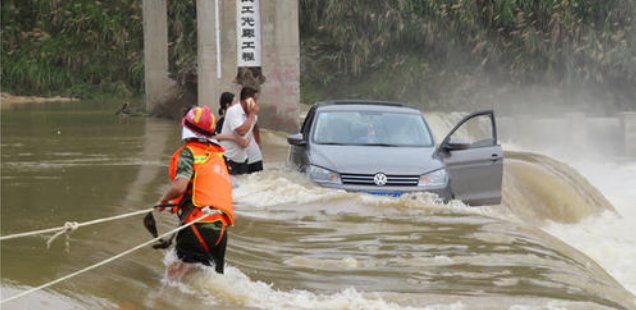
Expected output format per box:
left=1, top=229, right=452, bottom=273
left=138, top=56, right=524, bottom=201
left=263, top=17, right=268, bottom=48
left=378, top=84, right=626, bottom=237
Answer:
left=1, top=92, right=79, bottom=105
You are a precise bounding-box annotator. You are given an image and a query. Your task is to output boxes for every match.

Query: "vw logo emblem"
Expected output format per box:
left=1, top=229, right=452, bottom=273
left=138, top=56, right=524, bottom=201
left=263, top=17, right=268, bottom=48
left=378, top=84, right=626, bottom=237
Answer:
left=373, top=173, right=387, bottom=186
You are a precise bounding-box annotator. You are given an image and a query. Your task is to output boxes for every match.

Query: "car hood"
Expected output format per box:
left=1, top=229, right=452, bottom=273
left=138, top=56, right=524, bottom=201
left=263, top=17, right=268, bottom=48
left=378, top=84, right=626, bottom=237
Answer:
left=309, top=144, right=443, bottom=175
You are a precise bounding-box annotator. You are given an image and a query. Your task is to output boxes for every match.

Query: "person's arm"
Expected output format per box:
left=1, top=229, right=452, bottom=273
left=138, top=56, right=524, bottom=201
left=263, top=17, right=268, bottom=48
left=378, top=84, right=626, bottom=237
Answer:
left=233, top=113, right=256, bottom=136
left=232, top=102, right=259, bottom=136
left=253, top=122, right=261, bottom=146
left=157, top=148, right=192, bottom=207
left=215, top=132, right=250, bottom=148
left=158, top=178, right=189, bottom=205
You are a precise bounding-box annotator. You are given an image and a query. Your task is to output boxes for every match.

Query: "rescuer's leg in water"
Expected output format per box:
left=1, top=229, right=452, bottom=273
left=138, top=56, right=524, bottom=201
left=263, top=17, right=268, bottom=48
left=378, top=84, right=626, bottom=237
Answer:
left=166, top=261, right=193, bottom=281
left=175, top=221, right=228, bottom=274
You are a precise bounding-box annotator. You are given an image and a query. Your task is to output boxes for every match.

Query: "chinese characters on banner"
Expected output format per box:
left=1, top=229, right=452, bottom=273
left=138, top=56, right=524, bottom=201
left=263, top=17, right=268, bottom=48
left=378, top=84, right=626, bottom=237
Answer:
left=237, top=0, right=261, bottom=67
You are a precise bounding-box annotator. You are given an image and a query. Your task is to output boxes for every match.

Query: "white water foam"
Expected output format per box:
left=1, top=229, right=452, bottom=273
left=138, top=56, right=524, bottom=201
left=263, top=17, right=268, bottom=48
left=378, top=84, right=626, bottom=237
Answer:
left=161, top=249, right=609, bottom=310
left=232, top=163, right=355, bottom=209
left=543, top=161, right=636, bottom=297
left=161, top=250, right=467, bottom=310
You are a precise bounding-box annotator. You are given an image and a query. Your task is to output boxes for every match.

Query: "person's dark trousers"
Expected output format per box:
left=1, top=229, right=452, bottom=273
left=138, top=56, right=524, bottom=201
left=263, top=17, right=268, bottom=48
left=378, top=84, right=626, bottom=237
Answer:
left=224, top=156, right=249, bottom=175
left=175, top=221, right=228, bottom=274
left=248, top=161, right=263, bottom=174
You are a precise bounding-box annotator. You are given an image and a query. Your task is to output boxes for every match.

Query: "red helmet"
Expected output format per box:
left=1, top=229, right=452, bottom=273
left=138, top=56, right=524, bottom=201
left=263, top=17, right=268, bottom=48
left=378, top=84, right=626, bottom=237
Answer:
left=181, top=105, right=216, bottom=139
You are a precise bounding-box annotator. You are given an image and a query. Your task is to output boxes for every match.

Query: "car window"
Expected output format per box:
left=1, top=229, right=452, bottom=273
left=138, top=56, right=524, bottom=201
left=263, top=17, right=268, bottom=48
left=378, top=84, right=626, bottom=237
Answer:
left=312, top=110, right=433, bottom=146
left=448, top=114, right=495, bottom=147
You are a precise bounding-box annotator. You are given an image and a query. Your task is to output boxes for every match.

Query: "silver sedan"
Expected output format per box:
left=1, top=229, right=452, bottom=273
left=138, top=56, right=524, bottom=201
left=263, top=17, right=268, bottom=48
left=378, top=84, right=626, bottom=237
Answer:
left=287, top=100, right=503, bottom=206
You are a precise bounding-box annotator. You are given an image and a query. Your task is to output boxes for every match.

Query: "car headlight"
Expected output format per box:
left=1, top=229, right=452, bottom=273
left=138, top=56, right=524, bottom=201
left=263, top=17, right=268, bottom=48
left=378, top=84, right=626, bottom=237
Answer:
left=307, top=165, right=341, bottom=184
left=419, top=169, right=448, bottom=188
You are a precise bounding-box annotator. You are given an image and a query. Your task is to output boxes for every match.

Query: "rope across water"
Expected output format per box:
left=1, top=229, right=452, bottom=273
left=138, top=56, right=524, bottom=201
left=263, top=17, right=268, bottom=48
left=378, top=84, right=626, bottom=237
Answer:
left=0, top=208, right=155, bottom=242
left=0, top=208, right=213, bottom=304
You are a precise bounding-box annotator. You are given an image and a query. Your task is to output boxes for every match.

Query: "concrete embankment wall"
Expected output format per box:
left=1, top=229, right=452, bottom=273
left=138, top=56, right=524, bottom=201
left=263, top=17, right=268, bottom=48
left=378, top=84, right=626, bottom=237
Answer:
left=497, top=112, right=636, bottom=159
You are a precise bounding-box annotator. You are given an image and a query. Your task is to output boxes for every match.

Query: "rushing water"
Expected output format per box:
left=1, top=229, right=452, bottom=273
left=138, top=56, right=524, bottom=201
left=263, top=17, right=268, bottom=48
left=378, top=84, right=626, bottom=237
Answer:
left=1, top=101, right=635, bottom=309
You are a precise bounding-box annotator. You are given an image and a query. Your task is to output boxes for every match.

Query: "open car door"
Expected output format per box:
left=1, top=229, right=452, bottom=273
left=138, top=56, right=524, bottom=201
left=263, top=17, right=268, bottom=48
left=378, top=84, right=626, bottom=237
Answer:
left=439, top=110, right=503, bottom=206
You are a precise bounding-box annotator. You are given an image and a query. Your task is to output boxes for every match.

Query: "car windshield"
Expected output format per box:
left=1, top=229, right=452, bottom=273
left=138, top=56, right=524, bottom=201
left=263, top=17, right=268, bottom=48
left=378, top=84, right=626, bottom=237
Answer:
left=312, top=110, right=433, bottom=146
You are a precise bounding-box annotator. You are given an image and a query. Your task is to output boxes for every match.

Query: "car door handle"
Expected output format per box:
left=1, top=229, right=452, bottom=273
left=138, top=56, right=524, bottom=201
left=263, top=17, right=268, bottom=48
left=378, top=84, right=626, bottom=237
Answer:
left=490, top=154, right=500, bottom=161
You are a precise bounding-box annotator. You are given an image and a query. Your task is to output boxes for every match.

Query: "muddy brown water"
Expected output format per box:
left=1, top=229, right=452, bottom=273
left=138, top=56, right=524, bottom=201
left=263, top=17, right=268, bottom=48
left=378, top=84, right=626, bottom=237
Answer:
left=1, top=101, right=634, bottom=309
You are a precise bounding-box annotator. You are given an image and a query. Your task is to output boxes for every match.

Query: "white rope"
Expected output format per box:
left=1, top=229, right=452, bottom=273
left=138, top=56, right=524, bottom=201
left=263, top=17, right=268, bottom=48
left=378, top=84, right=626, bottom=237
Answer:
left=0, top=208, right=213, bottom=305
left=46, top=222, right=79, bottom=250
left=0, top=208, right=155, bottom=242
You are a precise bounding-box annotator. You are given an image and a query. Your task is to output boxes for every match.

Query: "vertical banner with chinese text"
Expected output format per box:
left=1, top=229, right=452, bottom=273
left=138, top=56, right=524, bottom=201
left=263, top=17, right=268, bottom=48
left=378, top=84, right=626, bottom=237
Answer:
left=236, top=0, right=261, bottom=67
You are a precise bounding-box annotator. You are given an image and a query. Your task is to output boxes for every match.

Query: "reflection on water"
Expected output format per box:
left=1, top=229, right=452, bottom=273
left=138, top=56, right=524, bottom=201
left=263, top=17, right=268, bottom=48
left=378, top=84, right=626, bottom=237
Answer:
left=1, top=102, right=635, bottom=309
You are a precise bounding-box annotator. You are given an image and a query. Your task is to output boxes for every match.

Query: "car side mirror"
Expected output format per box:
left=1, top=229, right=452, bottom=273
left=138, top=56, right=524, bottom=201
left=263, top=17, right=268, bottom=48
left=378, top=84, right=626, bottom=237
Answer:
left=287, top=133, right=306, bottom=146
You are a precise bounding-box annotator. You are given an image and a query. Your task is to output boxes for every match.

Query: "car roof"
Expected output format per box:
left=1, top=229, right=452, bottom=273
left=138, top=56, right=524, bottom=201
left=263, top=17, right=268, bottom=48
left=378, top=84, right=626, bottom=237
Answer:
left=314, top=100, right=421, bottom=114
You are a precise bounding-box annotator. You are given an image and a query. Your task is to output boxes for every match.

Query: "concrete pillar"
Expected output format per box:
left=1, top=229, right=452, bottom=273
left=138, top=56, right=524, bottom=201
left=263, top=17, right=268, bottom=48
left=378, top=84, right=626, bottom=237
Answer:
left=142, top=0, right=170, bottom=112
left=220, top=0, right=238, bottom=95
left=197, top=0, right=220, bottom=112
left=620, top=111, right=636, bottom=157
left=259, top=1, right=301, bottom=132
left=193, top=0, right=300, bottom=130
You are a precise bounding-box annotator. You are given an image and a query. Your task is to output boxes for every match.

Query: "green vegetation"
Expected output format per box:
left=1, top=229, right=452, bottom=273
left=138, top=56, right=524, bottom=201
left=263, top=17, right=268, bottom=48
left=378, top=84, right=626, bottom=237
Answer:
left=300, top=0, right=636, bottom=111
left=1, top=1, right=144, bottom=98
left=1, top=0, right=195, bottom=99
left=2, top=0, right=634, bottom=111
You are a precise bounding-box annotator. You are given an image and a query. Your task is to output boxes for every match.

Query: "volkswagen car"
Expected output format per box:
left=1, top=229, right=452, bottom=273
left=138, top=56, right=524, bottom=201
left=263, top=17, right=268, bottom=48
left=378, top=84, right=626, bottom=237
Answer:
left=287, top=100, right=503, bottom=206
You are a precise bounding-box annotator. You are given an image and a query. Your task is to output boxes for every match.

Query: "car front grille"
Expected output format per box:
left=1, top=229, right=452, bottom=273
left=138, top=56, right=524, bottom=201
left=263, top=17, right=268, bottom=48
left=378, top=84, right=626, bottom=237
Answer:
left=340, top=173, right=420, bottom=187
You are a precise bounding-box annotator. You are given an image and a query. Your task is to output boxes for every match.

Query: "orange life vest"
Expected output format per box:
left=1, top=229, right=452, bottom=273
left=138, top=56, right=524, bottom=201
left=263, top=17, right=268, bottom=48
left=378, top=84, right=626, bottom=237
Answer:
left=168, top=141, right=234, bottom=226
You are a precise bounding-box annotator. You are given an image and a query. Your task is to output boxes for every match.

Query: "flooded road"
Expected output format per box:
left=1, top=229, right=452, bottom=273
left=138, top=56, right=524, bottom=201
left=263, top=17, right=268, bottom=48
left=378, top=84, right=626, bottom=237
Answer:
left=1, top=101, right=635, bottom=309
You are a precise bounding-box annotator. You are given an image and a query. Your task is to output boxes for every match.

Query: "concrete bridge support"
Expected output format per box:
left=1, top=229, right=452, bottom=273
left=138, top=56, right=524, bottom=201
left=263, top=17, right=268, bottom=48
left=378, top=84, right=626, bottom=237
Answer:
left=196, top=0, right=220, bottom=114
left=143, top=0, right=300, bottom=132
left=258, top=1, right=301, bottom=132
left=208, top=0, right=300, bottom=132
left=142, top=0, right=171, bottom=113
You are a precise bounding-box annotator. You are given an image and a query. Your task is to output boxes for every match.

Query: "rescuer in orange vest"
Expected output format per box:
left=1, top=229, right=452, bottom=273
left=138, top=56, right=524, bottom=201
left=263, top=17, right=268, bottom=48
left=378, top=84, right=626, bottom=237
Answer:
left=157, top=105, right=234, bottom=274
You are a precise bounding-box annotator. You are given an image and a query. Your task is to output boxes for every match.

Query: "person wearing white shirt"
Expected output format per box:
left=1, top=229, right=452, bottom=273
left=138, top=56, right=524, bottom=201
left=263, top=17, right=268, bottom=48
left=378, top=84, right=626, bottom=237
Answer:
left=219, top=87, right=260, bottom=175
